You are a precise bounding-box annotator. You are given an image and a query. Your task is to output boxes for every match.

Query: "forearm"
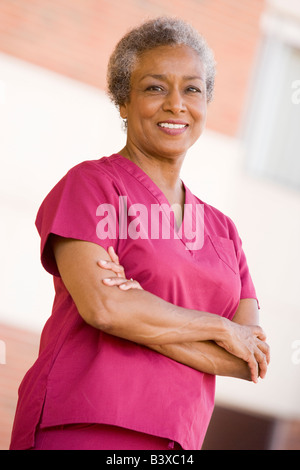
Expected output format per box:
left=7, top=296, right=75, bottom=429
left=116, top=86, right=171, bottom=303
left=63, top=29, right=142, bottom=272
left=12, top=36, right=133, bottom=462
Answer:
left=99, top=287, right=229, bottom=346
left=147, top=299, right=266, bottom=382
left=148, top=340, right=251, bottom=381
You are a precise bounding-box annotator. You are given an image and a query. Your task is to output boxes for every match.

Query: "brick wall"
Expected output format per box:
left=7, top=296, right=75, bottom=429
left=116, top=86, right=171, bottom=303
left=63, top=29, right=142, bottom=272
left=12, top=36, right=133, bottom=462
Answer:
left=0, top=324, right=40, bottom=450
left=0, top=0, right=265, bottom=136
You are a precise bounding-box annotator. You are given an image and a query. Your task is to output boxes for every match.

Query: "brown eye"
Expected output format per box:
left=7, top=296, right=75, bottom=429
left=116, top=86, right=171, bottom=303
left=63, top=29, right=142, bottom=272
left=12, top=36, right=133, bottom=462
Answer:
left=146, top=86, right=164, bottom=92
left=186, top=86, right=201, bottom=93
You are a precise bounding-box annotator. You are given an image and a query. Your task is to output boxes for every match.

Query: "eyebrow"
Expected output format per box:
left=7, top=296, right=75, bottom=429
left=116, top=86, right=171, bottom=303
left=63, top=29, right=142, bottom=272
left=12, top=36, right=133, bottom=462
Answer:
left=140, top=74, right=205, bottom=82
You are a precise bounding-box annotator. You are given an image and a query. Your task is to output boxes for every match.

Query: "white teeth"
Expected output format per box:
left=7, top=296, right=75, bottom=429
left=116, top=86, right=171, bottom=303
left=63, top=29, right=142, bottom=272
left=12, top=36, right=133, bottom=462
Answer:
left=158, top=123, right=186, bottom=129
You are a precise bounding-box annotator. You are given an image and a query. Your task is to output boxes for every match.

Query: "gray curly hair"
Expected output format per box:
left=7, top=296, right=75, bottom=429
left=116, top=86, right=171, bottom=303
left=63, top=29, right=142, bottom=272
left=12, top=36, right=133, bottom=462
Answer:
left=107, top=17, right=216, bottom=107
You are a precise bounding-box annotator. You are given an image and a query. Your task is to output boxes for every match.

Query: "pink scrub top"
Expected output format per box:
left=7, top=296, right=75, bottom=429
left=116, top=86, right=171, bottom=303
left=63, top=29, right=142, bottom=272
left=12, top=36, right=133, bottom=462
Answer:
left=10, top=154, right=258, bottom=450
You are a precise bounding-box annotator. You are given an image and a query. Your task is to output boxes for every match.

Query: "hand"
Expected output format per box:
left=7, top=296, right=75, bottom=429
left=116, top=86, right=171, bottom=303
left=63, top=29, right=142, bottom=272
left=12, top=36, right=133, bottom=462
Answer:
left=217, top=321, right=270, bottom=383
left=98, top=246, right=143, bottom=291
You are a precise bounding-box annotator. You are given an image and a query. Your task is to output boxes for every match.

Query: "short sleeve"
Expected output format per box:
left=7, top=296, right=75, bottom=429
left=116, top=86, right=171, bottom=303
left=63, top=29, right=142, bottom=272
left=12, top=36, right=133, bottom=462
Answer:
left=227, top=217, right=259, bottom=307
left=238, top=246, right=259, bottom=306
left=35, top=161, right=120, bottom=276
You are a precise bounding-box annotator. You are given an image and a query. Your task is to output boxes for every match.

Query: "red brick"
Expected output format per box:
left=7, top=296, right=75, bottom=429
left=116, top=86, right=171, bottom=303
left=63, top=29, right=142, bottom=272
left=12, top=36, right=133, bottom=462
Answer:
left=0, top=324, right=40, bottom=450
left=0, top=0, right=264, bottom=135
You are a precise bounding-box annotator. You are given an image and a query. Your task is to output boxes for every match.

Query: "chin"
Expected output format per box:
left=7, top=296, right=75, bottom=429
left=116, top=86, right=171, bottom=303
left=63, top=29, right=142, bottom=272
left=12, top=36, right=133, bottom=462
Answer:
left=159, top=144, right=192, bottom=157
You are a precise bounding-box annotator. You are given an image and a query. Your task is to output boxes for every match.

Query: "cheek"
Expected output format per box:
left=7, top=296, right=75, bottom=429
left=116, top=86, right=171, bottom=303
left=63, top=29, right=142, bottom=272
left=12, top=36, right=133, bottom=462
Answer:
left=192, top=104, right=207, bottom=127
left=127, top=105, right=156, bottom=128
left=139, top=100, right=161, bottom=120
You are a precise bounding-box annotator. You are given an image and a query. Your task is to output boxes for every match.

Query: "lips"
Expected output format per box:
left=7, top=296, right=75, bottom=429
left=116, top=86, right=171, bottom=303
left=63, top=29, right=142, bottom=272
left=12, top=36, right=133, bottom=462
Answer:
left=157, top=120, right=189, bottom=135
left=158, top=122, right=187, bottom=129
left=158, top=120, right=188, bottom=129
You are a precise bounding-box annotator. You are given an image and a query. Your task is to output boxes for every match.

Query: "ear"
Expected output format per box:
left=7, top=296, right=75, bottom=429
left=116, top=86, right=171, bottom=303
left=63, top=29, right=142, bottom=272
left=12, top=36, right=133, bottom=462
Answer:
left=119, top=103, right=127, bottom=120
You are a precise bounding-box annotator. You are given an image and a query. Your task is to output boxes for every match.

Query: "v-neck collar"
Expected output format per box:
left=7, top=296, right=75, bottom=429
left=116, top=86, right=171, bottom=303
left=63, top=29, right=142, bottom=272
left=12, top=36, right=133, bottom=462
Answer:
left=109, top=153, right=198, bottom=247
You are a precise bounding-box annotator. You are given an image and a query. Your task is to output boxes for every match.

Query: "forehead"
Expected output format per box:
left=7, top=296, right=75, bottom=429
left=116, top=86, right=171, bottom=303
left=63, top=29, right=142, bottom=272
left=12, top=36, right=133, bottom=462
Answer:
left=132, top=45, right=205, bottom=80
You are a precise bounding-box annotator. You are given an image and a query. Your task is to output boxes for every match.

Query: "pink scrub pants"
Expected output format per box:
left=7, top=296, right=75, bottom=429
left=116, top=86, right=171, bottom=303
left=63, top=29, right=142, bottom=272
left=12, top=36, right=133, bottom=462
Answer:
left=32, top=423, right=182, bottom=450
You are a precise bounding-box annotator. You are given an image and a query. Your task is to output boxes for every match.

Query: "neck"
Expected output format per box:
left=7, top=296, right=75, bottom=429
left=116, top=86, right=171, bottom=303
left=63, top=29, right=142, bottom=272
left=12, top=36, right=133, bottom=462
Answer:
left=119, top=143, right=186, bottom=227
left=119, top=143, right=185, bottom=192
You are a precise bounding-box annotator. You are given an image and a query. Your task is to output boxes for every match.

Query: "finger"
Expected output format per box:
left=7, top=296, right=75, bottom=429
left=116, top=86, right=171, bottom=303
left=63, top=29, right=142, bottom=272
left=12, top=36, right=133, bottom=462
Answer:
left=259, top=362, right=268, bottom=379
left=102, top=277, right=128, bottom=286
left=97, top=259, right=125, bottom=277
left=102, top=277, right=143, bottom=290
left=255, top=348, right=268, bottom=379
left=242, top=348, right=259, bottom=384
left=108, top=246, right=120, bottom=265
left=254, top=326, right=267, bottom=342
left=257, top=340, right=271, bottom=365
left=247, top=357, right=259, bottom=384
left=98, top=259, right=123, bottom=272
left=119, top=279, right=143, bottom=290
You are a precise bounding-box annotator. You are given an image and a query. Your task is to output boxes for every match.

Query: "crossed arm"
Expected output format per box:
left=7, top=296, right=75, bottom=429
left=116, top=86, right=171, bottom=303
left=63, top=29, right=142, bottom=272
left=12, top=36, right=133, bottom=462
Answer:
left=148, top=303, right=261, bottom=381
left=51, top=236, right=270, bottom=383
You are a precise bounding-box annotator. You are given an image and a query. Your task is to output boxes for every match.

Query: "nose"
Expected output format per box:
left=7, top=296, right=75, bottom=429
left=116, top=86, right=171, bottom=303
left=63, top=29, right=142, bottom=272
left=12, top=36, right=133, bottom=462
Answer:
left=162, top=87, right=186, bottom=114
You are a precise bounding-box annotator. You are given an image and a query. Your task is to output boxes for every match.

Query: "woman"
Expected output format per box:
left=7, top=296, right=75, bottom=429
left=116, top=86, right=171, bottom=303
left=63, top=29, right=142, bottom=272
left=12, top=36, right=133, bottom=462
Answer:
left=10, top=17, right=270, bottom=450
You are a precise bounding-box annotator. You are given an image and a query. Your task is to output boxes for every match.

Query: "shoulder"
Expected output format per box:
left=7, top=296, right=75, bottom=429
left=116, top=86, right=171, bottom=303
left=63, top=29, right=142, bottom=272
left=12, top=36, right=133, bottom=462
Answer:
left=193, top=194, right=238, bottom=237
left=41, top=155, right=121, bottom=203
left=65, top=155, right=120, bottom=183
left=36, top=155, right=121, bottom=225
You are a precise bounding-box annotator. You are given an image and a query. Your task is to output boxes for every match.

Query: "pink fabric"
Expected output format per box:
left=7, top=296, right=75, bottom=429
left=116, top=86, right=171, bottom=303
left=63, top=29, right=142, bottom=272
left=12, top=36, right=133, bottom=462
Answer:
left=32, top=423, right=182, bottom=450
left=10, top=154, right=258, bottom=450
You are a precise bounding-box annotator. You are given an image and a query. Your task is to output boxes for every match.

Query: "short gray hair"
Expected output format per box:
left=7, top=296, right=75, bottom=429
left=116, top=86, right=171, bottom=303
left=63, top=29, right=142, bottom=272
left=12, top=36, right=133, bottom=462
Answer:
left=107, top=17, right=216, bottom=107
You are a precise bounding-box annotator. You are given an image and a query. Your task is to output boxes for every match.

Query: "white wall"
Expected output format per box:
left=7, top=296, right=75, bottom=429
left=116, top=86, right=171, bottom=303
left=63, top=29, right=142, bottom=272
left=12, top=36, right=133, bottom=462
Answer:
left=182, top=137, right=300, bottom=420
left=1, top=52, right=300, bottom=420
left=0, top=52, right=126, bottom=331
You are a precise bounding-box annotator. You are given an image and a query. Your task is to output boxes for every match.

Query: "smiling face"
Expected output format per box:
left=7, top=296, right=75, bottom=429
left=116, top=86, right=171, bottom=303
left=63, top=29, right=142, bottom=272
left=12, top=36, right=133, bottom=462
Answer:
left=120, top=45, right=208, bottom=162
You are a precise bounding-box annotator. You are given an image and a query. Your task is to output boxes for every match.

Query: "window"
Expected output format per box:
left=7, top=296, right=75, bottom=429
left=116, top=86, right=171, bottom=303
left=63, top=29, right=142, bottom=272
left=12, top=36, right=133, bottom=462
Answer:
left=243, top=26, right=300, bottom=189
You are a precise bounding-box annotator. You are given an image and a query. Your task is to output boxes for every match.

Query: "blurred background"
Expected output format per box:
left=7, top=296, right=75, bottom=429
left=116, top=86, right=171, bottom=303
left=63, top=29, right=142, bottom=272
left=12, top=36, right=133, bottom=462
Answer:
left=0, top=0, right=300, bottom=450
